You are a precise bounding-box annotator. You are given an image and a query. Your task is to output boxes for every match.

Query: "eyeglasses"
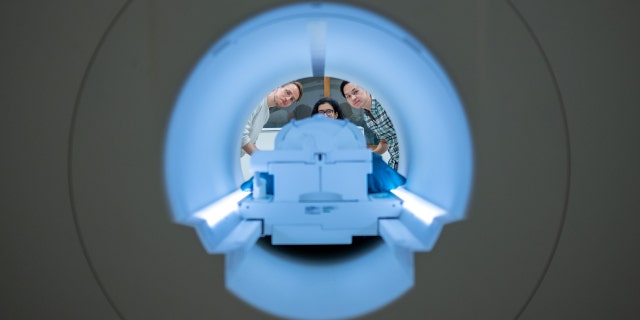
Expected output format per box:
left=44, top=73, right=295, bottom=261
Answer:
left=317, top=109, right=335, bottom=116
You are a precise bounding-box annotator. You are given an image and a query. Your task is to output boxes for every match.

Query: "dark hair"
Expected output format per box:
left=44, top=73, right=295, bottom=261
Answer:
left=340, top=80, right=350, bottom=98
left=312, top=97, right=345, bottom=119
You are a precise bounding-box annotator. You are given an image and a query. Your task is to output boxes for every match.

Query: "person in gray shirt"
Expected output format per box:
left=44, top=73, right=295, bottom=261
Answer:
left=241, top=81, right=303, bottom=156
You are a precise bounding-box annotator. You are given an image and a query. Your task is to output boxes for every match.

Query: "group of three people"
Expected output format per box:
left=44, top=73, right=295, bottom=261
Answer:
left=240, top=80, right=404, bottom=193
left=242, top=80, right=399, bottom=169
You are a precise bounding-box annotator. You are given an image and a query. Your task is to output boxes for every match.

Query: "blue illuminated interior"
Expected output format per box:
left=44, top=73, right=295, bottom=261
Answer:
left=164, top=3, right=473, bottom=319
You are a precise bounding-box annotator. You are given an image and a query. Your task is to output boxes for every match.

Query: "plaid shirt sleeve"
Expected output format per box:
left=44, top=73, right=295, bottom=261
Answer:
left=366, top=99, right=400, bottom=170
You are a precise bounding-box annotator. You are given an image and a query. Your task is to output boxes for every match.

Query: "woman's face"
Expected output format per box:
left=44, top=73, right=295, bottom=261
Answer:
left=317, top=102, right=338, bottom=119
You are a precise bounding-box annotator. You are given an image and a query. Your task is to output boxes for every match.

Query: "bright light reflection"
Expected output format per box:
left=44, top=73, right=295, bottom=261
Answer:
left=391, top=187, right=446, bottom=224
left=164, top=2, right=473, bottom=319
left=193, top=190, right=250, bottom=227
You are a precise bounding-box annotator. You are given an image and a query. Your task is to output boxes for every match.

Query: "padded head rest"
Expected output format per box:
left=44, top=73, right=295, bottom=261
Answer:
left=275, top=115, right=366, bottom=152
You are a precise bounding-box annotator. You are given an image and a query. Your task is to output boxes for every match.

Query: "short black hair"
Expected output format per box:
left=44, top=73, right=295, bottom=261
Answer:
left=340, top=80, right=350, bottom=98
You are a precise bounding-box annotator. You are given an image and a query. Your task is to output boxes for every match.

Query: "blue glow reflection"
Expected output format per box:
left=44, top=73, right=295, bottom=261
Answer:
left=164, top=2, right=473, bottom=319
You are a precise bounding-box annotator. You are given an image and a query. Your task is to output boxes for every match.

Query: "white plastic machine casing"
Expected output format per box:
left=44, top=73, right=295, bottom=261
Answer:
left=239, top=115, right=402, bottom=245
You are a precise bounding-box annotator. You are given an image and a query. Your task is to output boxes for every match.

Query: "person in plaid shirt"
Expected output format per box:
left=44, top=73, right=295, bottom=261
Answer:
left=340, top=81, right=399, bottom=170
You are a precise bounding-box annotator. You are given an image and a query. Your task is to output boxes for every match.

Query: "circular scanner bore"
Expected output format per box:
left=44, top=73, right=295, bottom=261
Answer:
left=163, top=3, right=473, bottom=318
left=70, top=1, right=567, bottom=319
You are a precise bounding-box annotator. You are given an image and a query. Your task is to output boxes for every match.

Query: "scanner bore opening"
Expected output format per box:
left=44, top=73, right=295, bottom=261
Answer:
left=164, top=3, right=473, bottom=319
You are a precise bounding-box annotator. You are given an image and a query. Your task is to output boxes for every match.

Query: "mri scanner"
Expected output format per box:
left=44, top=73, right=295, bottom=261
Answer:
left=164, top=4, right=472, bottom=317
left=2, top=0, right=639, bottom=319
left=238, top=115, right=403, bottom=245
